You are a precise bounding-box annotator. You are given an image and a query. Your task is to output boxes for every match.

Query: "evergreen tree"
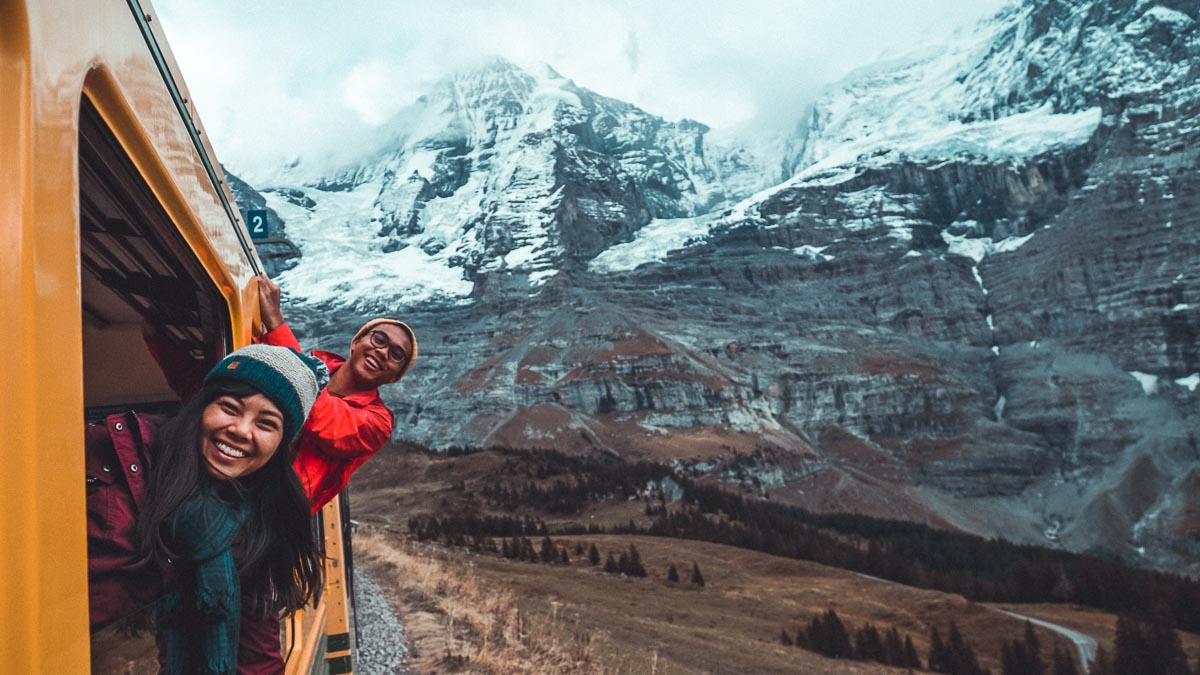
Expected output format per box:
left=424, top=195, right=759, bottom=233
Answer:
left=795, top=625, right=810, bottom=650
left=691, top=562, right=705, bottom=587
left=540, top=536, right=557, bottom=563
left=1143, top=611, right=1193, bottom=675
left=883, top=627, right=905, bottom=666
left=560, top=547, right=570, bottom=565
left=604, top=552, right=619, bottom=574
left=574, top=542, right=584, bottom=556
left=626, top=544, right=647, bottom=577
left=943, top=621, right=986, bottom=675
left=667, top=564, right=680, bottom=582
left=854, top=623, right=885, bottom=662
left=1115, top=612, right=1150, bottom=675
left=929, top=626, right=948, bottom=673
left=1001, top=641, right=1020, bottom=675
left=1051, top=644, right=1079, bottom=675
left=501, top=538, right=511, bottom=558
left=588, top=543, right=600, bottom=566
left=1024, top=620, right=1044, bottom=675
left=822, top=609, right=854, bottom=659
left=1090, top=645, right=1114, bottom=675
left=904, top=635, right=922, bottom=669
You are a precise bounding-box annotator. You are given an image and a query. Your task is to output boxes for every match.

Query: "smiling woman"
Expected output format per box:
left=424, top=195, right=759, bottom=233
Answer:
left=126, top=344, right=326, bottom=673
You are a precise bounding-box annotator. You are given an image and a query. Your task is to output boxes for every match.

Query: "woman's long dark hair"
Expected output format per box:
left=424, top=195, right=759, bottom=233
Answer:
left=136, top=377, right=323, bottom=616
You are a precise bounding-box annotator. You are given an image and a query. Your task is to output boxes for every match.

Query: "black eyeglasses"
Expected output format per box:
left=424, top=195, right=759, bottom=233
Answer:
left=366, top=329, right=409, bottom=365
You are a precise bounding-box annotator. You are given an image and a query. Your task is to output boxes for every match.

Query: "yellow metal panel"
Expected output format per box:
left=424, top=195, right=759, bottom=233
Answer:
left=320, top=496, right=355, bottom=673
left=1, top=0, right=260, bottom=669
left=0, top=2, right=41, bottom=670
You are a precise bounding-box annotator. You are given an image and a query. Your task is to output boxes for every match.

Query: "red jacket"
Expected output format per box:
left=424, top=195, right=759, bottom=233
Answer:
left=259, top=324, right=394, bottom=512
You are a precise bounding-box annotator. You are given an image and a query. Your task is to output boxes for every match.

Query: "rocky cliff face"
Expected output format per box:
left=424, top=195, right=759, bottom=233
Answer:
left=246, top=0, right=1199, bottom=574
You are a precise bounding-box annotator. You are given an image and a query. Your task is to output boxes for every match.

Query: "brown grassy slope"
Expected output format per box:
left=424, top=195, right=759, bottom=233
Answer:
left=349, top=446, right=1200, bottom=673
left=357, top=528, right=920, bottom=674
left=356, top=526, right=1102, bottom=674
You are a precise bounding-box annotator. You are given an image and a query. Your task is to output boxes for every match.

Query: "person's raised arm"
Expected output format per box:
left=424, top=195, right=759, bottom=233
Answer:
left=255, top=275, right=302, bottom=351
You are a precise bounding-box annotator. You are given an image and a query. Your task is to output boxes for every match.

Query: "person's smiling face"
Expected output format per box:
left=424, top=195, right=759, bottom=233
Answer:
left=200, top=393, right=285, bottom=479
left=347, top=324, right=410, bottom=389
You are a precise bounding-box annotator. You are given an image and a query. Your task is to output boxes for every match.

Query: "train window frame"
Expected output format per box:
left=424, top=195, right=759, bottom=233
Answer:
left=78, top=94, right=230, bottom=414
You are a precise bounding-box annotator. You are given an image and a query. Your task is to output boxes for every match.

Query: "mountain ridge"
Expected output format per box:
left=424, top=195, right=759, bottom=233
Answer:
left=236, top=0, right=1200, bottom=574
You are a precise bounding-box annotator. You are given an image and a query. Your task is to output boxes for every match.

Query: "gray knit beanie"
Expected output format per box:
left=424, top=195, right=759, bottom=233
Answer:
left=203, top=344, right=329, bottom=443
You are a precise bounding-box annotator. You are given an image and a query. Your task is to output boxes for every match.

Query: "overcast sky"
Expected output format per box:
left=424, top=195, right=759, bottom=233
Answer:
left=156, top=0, right=1010, bottom=183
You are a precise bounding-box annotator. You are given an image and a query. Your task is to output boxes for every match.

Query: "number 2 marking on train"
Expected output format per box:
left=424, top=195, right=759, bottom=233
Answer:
left=245, top=209, right=269, bottom=240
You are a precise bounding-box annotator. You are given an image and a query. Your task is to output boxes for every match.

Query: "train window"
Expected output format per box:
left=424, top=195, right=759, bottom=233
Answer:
left=80, top=94, right=230, bottom=672
left=79, top=95, right=229, bottom=411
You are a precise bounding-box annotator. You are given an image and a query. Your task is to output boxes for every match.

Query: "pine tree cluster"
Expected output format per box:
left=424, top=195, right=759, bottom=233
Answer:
left=478, top=450, right=671, bottom=514
left=783, top=609, right=921, bottom=668
left=496, top=535, right=574, bottom=566
left=415, top=445, right=1199, bottom=633
left=927, top=622, right=989, bottom=675
left=1100, top=611, right=1195, bottom=675
left=1001, top=620, right=1061, bottom=675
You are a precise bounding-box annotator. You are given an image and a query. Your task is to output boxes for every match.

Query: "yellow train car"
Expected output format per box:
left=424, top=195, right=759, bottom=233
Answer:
left=0, top=0, right=354, bottom=671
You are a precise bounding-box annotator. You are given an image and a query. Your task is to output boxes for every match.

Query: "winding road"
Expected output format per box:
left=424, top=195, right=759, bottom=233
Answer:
left=996, top=609, right=1098, bottom=673
left=852, top=572, right=1098, bottom=672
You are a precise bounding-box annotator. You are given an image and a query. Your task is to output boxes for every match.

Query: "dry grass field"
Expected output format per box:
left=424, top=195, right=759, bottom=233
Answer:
left=349, top=446, right=1200, bottom=674
left=355, top=528, right=1124, bottom=674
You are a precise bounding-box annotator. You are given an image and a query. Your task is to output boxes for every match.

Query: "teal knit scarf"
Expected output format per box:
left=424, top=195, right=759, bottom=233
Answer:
left=157, top=486, right=244, bottom=675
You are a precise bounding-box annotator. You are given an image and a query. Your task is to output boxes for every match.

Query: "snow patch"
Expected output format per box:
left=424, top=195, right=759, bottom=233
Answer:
left=504, top=244, right=540, bottom=268
left=794, top=245, right=834, bottom=262
left=1175, top=374, right=1200, bottom=392
left=590, top=214, right=720, bottom=272
left=972, top=267, right=987, bottom=294
left=1128, top=371, right=1159, bottom=395
left=942, top=230, right=1036, bottom=263
left=266, top=182, right=475, bottom=309
left=1124, top=6, right=1194, bottom=37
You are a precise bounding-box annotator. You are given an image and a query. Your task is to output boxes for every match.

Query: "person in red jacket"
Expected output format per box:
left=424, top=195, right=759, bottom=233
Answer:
left=255, top=275, right=417, bottom=512
left=240, top=277, right=418, bottom=673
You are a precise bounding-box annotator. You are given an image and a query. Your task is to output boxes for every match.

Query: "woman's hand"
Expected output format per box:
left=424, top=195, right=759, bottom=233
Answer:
left=257, top=275, right=285, bottom=332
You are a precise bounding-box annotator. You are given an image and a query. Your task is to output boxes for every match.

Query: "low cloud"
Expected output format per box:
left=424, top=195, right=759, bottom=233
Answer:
left=157, top=0, right=1009, bottom=184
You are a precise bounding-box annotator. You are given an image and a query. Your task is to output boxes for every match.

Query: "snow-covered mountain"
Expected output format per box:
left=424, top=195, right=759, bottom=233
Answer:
left=257, top=59, right=779, bottom=311
left=239, top=0, right=1200, bottom=574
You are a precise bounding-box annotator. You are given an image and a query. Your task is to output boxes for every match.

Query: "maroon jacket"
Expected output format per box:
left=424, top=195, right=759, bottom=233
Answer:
left=87, top=412, right=285, bottom=674
left=86, top=411, right=160, bottom=630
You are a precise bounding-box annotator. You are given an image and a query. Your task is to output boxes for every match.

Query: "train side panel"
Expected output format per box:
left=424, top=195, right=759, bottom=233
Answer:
left=0, top=0, right=256, bottom=669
